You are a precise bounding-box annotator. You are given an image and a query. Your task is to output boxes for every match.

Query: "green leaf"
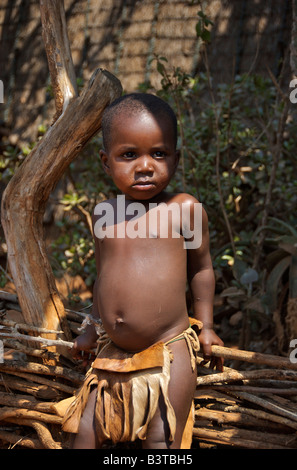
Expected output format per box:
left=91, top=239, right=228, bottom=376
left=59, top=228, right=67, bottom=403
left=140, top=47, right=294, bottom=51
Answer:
left=268, top=217, right=297, bottom=237
left=289, top=255, right=297, bottom=298
left=232, top=258, right=248, bottom=282
left=278, top=236, right=297, bottom=255
left=157, top=61, right=165, bottom=76
left=265, top=256, right=291, bottom=311
left=201, top=29, right=211, bottom=43
left=220, top=286, right=245, bottom=297
left=196, top=20, right=203, bottom=37
left=240, top=268, right=259, bottom=285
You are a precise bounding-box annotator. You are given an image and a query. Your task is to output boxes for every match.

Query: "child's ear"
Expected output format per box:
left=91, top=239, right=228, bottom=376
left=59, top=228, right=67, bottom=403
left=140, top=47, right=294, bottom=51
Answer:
left=100, top=150, right=111, bottom=175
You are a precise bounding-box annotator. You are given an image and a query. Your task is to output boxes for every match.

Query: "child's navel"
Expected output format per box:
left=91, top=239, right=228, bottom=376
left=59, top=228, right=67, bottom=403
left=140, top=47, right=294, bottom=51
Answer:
left=114, top=316, right=125, bottom=328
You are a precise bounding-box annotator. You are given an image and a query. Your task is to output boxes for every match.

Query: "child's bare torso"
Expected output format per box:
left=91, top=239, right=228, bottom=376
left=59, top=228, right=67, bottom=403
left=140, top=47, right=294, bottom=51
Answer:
left=94, top=194, right=190, bottom=352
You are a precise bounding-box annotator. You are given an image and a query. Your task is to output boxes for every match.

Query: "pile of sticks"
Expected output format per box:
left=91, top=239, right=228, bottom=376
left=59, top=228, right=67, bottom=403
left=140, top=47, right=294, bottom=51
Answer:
left=0, top=291, right=297, bottom=449
left=193, top=347, right=297, bottom=449
left=0, top=298, right=85, bottom=449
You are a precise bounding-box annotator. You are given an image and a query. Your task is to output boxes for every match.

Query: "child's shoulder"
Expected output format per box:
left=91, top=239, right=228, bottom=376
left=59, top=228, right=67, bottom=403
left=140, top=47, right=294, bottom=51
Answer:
left=168, top=192, right=208, bottom=220
left=168, top=192, right=201, bottom=206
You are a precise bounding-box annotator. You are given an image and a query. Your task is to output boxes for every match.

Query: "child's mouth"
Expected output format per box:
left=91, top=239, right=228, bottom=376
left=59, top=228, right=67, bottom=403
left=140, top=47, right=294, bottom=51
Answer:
left=132, top=181, right=155, bottom=190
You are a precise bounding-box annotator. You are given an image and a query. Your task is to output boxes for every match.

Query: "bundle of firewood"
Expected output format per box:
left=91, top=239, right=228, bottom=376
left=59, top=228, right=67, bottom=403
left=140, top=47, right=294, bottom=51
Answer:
left=0, top=293, right=297, bottom=449
left=193, top=347, right=297, bottom=449
left=0, top=303, right=85, bottom=449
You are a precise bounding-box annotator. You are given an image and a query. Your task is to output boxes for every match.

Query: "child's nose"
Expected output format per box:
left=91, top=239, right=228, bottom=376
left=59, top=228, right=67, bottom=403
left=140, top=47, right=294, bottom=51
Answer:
left=135, top=155, right=154, bottom=173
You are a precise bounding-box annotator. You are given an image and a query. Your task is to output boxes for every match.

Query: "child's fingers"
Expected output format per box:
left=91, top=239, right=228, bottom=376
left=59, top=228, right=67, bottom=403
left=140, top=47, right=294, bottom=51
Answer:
left=80, top=350, right=97, bottom=368
left=201, top=355, right=224, bottom=372
left=71, top=345, right=96, bottom=367
left=210, top=355, right=224, bottom=371
left=201, top=343, right=212, bottom=361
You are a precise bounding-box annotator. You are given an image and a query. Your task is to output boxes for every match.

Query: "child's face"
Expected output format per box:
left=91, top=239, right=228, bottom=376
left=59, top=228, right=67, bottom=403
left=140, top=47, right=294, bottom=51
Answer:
left=100, top=111, right=179, bottom=201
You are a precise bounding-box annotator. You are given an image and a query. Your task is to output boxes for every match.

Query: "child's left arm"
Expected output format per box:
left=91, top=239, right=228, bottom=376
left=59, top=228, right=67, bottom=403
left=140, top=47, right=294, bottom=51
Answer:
left=185, top=198, right=224, bottom=371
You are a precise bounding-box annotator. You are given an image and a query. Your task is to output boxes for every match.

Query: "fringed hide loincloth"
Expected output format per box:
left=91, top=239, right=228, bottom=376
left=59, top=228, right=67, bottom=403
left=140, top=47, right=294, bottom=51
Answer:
left=61, top=318, right=201, bottom=447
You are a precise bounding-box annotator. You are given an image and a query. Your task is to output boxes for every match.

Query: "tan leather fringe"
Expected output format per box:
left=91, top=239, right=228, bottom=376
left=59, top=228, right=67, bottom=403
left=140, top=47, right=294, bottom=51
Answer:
left=62, top=318, right=201, bottom=447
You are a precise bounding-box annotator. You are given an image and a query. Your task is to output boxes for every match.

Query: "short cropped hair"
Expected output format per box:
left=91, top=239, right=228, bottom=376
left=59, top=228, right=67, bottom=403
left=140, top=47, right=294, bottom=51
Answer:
left=101, top=93, right=177, bottom=151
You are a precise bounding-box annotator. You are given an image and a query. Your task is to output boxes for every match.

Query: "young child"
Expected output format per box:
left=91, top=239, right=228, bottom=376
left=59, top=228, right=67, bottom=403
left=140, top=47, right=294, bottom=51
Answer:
left=62, top=93, right=224, bottom=449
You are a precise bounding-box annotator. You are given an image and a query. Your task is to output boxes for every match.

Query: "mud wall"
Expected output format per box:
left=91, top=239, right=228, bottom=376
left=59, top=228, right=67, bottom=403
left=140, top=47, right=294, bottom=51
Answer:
left=0, top=0, right=292, bottom=143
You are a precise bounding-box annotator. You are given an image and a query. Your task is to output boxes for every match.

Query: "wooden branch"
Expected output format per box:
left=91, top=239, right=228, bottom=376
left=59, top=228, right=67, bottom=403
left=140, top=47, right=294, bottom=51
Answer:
left=0, top=373, right=60, bottom=400
left=3, top=323, right=296, bottom=375
left=0, top=429, right=43, bottom=449
left=66, top=307, right=91, bottom=320
left=195, top=407, right=290, bottom=431
left=192, top=426, right=293, bottom=449
left=291, top=0, right=297, bottom=78
left=225, top=390, right=297, bottom=423
left=0, top=391, right=56, bottom=414
left=211, top=402, right=297, bottom=431
left=5, top=417, right=62, bottom=449
left=201, top=384, right=297, bottom=396
left=0, top=318, right=63, bottom=334
left=3, top=338, right=60, bottom=360
left=0, top=290, right=18, bottom=303
left=0, top=330, right=74, bottom=349
left=196, top=368, right=297, bottom=386
left=1, top=69, right=122, bottom=341
left=40, top=0, right=78, bottom=121
left=1, top=0, right=122, bottom=345
left=242, top=378, right=297, bottom=389
left=211, top=345, right=297, bottom=370
left=72, top=203, right=94, bottom=236
left=252, top=99, right=289, bottom=270
left=267, top=392, right=297, bottom=410
left=2, top=370, right=75, bottom=395
left=194, top=388, right=238, bottom=405
left=0, top=359, right=83, bottom=385
left=0, top=406, right=62, bottom=425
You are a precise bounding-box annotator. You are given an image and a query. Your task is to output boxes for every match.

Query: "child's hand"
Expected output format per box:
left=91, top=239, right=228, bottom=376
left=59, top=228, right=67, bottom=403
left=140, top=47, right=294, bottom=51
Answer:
left=199, top=328, right=224, bottom=371
left=71, top=329, right=98, bottom=367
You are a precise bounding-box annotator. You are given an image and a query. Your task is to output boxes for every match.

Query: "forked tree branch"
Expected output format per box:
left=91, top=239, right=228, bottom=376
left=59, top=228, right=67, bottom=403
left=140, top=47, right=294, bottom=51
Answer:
left=1, top=1, right=122, bottom=344
left=40, top=0, right=78, bottom=120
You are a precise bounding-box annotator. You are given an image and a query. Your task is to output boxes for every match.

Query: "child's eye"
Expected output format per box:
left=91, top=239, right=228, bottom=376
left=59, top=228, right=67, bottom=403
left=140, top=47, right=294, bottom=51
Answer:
left=122, top=151, right=136, bottom=159
left=152, top=151, right=166, bottom=159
